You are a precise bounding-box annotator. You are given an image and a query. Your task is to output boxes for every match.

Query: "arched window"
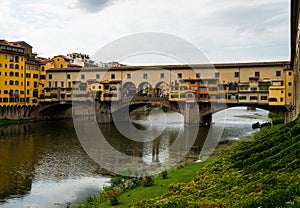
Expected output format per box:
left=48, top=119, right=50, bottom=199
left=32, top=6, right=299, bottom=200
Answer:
left=9, top=80, right=14, bottom=85
left=15, top=64, right=19, bottom=69
left=15, top=81, right=19, bottom=86
left=15, top=72, right=19, bottom=77
left=9, top=72, right=14, bottom=76
left=9, top=64, right=14, bottom=69
left=60, top=64, right=63, bottom=68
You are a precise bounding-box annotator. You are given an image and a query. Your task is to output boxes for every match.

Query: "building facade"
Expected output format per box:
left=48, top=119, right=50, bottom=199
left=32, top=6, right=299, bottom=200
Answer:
left=45, top=61, right=293, bottom=108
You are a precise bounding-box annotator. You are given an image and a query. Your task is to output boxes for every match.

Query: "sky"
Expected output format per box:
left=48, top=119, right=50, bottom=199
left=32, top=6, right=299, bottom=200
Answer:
left=0, top=0, right=290, bottom=65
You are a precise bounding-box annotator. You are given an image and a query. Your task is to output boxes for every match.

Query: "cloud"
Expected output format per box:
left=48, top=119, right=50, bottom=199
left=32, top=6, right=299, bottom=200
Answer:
left=76, top=0, right=118, bottom=12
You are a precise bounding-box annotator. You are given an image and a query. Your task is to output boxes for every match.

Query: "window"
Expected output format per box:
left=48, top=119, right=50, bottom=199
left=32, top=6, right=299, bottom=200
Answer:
left=234, top=72, right=239, bottom=78
left=81, top=74, right=85, bottom=80
left=288, top=93, right=292, bottom=97
left=49, top=74, right=52, bottom=80
left=26, top=73, right=31, bottom=78
left=33, top=74, right=38, bottom=78
left=15, top=81, right=19, bottom=86
left=42, top=66, right=45, bottom=71
left=60, top=64, right=63, bottom=68
left=9, top=72, right=14, bottom=76
left=143, top=73, right=148, bottom=79
left=4, top=81, right=7, bottom=85
left=280, top=98, right=284, bottom=102
left=289, top=82, right=292, bottom=86
left=239, top=96, right=247, bottom=100
left=196, top=73, right=200, bottom=78
left=15, top=56, right=19, bottom=63
left=67, top=74, right=71, bottom=79
left=127, top=74, right=131, bottom=79
left=34, top=82, right=37, bottom=88
left=9, top=55, right=14, bottom=62
left=61, top=82, right=64, bottom=88
left=215, top=72, right=220, bottom=78
left=48, top=82, right=51, bottom=87
left=5, top=72, right=7, bottom=76
left=276, top=71, right=281, bottom=76
left=0, top=63, right=2, bottom=67
left=15, top=72, right=19, bottom=77
left=255, top=71, right=260, bottom=77
left=96, top=74, right=100, bottom=79
left=160, top=73, right=165, bottom=79
left=289, top=71, right=292, bottom=76
left=250, top=96, right=258, bottom=100
left=261, top=96, right=268, bottom=100
left=111, top=74, right=115, bottom=79
left=68, top=82, right=71, bottom=88
left=177, top=73, right=182, bottom=79
left=27, top=81, right=30, bottom=86
left=250, top=87, right=257, bottom=91
left=9, top=80, right=14, bottom=85
left=55, top=82, right=58, bottom=87
left=5, top=64, right=7, bottom=68
left=15, top=64, right=19, bottom=69
left=27, top=90, right=30, bottom=95
left=9, top=64, right=14, bottom=69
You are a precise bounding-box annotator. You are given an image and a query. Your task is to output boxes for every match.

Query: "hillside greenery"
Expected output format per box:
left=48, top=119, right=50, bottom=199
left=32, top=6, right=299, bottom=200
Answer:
left=131, top=118, right=300, bottom=207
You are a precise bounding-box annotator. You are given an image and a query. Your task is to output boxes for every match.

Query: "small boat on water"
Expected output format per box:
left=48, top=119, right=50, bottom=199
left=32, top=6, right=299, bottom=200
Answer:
left=252, top=121, right=272, bottom=129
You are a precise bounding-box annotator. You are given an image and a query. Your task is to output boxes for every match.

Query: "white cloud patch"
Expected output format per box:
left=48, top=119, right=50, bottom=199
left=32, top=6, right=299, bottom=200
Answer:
left=0, top=0, right=290, bottom=64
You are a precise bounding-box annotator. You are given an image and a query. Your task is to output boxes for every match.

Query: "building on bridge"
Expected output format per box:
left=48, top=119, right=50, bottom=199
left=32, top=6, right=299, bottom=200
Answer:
left=44, top=61, right=293, bottom=109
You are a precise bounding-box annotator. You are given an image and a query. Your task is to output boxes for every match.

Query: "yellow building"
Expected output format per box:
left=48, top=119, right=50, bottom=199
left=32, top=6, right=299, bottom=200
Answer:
left=0, top=40, right=26, bottom=105
left=0, top=40, right=48, bottom=106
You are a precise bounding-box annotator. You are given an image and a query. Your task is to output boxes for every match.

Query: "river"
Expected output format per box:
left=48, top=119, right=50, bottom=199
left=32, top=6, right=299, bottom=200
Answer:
left=0, top=107, right=269, bottom=207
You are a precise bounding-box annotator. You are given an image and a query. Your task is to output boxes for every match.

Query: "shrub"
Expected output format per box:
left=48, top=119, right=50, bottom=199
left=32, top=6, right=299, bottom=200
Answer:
left=141, top=175, right=154, bottom=187
left=161, top=170, right=168, bottom=179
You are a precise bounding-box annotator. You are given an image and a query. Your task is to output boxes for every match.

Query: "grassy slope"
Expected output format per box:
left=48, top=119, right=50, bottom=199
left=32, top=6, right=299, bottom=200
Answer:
left=132, top=118, right=300, bottom=207
left=77, top=158, right=215, bottom=208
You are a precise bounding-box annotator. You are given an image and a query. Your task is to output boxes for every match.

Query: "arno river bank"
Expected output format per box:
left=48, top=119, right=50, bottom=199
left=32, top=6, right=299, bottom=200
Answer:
left=0, top=107, right=270, bottom=207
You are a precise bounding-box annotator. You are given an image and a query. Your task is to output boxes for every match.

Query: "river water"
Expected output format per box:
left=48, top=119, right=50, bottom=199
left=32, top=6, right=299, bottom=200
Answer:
left=0, top=107, right=269, bottom=207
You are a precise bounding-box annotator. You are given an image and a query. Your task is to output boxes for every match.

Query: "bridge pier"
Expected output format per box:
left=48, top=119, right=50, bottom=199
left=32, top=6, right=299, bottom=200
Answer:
left=184, top=102, right=212, bottom=126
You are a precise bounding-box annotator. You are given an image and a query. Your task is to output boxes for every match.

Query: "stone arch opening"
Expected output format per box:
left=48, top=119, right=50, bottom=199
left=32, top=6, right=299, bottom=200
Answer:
left=122, top=82, right=137, bottom=97
left=138, top=82, right=152, bottom=97
left=155, top=81, right=169, bottom=98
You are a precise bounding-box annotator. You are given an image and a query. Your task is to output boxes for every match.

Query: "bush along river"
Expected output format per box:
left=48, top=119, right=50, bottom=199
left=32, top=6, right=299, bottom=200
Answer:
left=0, top=107, right=270, bottom=207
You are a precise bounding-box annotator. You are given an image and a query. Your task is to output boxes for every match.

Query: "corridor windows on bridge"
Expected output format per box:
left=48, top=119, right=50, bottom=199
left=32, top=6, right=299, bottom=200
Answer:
left=177, top=73, right=182, bottom=79
left=143, top=73, right=148, bottom=79
left=255, top=71, right=260, bottom=77
left=215, top=72, right=220, bottom=78
left=160, top=73, right=164, bottom=79
left=261, top=96, right=268, bottom=101
left=127, top=73, right=131, bottom=79
left=276, top=71, right=281, bottom=77
left=250, top=96, right=258, bottom=101
left=234, top=72, right=239, bottom=78
left=196, top=73, right=200, bottom=78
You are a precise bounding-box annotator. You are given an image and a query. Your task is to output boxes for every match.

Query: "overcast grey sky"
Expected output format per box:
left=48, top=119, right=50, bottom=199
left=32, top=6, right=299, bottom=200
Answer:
left=0, top=0, right=290, bottom=65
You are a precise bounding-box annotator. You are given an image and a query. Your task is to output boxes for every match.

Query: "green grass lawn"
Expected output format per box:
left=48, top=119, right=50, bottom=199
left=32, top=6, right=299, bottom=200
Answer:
left=77, top=157, right=215, bottom=208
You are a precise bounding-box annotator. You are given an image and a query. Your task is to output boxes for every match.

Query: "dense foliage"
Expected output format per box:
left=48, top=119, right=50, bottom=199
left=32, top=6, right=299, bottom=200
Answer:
left=131, top=118, right=300, bottom=207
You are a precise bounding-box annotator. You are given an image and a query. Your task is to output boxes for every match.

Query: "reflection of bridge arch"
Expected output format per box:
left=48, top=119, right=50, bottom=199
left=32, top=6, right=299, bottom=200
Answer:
left=155, top=81, right=169, bottom=97
left=122, top=82, right=137, bottom=97
left=138, top=82, right=152, bottom=96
